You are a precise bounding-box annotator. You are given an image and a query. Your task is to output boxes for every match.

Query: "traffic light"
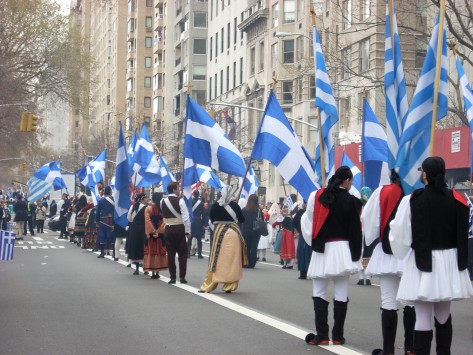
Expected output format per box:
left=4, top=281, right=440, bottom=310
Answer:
left=27, top=113, right=39, bottom=131
left=20, top=112, right=28, bottom=131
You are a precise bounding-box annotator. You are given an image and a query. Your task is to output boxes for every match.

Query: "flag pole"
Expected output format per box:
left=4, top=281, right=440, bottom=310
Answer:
left=429, top=0, right=446, bottom=156
left=311, top=5, right=326, bottom=188
left=237, top=157, right=253, bottom=199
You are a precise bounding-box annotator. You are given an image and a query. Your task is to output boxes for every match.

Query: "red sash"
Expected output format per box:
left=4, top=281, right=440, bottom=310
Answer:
left=452, top=189, right=468, bottom=207
left=379, top=184, right=402, bottom=241
left=311, top=189, right=330, bottom=239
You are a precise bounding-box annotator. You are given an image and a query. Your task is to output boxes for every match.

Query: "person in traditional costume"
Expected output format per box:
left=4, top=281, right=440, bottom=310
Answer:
left=144, top=192, right=168, bottom=279
left=301, top=166, right=363, bottom=346
left=389, top=156, right=473, bottom=355
left=198, top=185, right=247, bottom=293
left=188, top=189, right=204, bottom=259
left=280, top=216, right=295, bottom=269
left=96, top=187, right=116, bottom=258
left=361, top=171, right=415, bottom=355
left=256, top=209, right=271, bottom=262
left=293, top=201, right=311, bottom=280
left=161, top=182, right=191, bottom=284
left=240, top=194, right=262, bottom=268
left=126, top=193, right=149, bottom=275
left=82, top=200, right=96, bottom=249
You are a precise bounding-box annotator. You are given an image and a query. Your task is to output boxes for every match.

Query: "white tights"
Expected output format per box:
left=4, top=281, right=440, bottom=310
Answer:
left=414, top=300, right=451, bottom=331
left=312, top=276, right=349, bottom=302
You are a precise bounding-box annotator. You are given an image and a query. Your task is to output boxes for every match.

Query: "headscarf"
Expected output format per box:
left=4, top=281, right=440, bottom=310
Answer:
left=218, top=185, right=237, bottom=207
left=360, top=186, right=372, bottom=202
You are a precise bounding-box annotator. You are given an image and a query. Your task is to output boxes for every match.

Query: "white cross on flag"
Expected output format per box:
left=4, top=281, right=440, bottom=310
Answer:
left=0, top=230, right=16, bottom=261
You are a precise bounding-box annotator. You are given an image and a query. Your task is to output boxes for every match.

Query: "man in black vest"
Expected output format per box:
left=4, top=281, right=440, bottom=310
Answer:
left=188, top=189, right=204, bottom=259
left=162, top=182, right=191, bottom=284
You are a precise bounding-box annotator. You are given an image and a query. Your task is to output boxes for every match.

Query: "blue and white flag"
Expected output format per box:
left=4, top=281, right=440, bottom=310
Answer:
left=464, top=193, right=473, bottom=236
left=456, top=58, right=473, bottom=172
left=0, top=230, right=16, bottom=261
left=27, top=177, right=52, bottom=203
left=132, top=125, right=160, bottom=187
left=252, top=91, right=319, bottom=201
left=34, top=161, right=67, bottom=191
left=184, top=96, right=246, bottom=179
left=385, top=0, right=408, bottom=169
left=362, top=99, right=390, bottom=190
left=313, top=27, right=339, bottom=183
left=158, top=155, right=176, bottom=191
left=395, top=12, right=448, bottom=194
left=239, top=159, right=259, bottom=199
left=196, top=164, right=225, bottom=191
left=77, top=150, right=107, bottom=190
left=113, top=122, right=132, bottom=228
left=127, top=130, right=137, bottom=168
left=341, top=152, right=362, bottom=198
left=286, top=194, right=294, bottom=210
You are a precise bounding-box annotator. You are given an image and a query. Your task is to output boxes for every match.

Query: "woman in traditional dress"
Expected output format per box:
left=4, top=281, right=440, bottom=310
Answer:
left=301, top=166, right=363, bottom=346
left=240, top=194, right=262, bottom=268
left=198, top=186, right=247, bottom=293
left=293, top=201, right=311, bottom=280
left=280, top=216, right=295, bottom=269
left=144, top=192, right=168, bottom=279
left=256, top=209, right=271, bottom=262
left=83, top=202, right=97, bottom=250
left=126, top=193, right=149, bottom=275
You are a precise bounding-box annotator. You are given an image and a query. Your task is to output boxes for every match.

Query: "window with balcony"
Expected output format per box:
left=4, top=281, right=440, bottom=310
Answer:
left=194, top=12, right=207, bottom=28
left=283, top=40, right=294, bottom=63
left=359, top=38, right=370, bottom=72
left=193, top=38, right=207, bottom=55
left=284, top=0, right=295, bottom=23
left=193, top=65, right=207, bottom=81
left=282, top=81, right=293, bottom=104
left=272, top=3, right=279, bottom=28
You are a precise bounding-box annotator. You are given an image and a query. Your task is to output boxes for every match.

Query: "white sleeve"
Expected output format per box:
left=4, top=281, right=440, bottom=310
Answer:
left=127, top=206, right=134, bottom=222
left=361, top=186, right=382, bottom=246
left=179, top=198, right=191, bottom=234
left=389, top=195, right=412, bottom=259
left=301, top=191, right=316, bottom=246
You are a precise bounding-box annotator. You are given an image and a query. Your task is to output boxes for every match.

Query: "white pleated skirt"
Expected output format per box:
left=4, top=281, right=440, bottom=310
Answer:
left=365, top=243, right=405, bottom=277
left=307, top=240, right=362, bottom=279
left=397, top=249, right=473, bottom=303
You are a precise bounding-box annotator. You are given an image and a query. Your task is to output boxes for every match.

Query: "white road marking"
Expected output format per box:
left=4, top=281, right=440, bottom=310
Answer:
left=32, top=237, right=43, bottom=241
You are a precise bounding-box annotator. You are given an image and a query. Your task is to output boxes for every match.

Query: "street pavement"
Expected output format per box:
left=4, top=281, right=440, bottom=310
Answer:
left=1, top=228, right=473, bottom=355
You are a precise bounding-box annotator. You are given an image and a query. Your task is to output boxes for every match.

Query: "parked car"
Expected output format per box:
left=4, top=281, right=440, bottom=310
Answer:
left=48, top=215, right=61, bottom=232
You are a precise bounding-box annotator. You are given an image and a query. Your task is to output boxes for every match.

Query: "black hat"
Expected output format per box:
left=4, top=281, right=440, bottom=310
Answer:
left=104, top=186, right=112, bottom=195
left=421, top=156, right=445, bottom=178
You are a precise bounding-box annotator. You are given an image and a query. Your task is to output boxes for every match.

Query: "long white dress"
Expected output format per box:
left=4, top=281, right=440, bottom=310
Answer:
left=389, top=195, right=473, bottom=303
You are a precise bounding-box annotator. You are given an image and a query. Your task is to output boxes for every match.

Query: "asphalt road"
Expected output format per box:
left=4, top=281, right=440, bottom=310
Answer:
left=1, top=229, right=473, bottom=355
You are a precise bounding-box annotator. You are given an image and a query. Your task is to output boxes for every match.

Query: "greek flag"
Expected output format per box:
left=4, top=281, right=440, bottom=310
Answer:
left=285, top=194, right=294, bottom=210
left=158, top=155, right=176, bottom=191
left=0, top=230, right=16, bottom=261
left=313, top=27, right=338, bottom=183
left=362, top=99, right=390, bottom=190
left=395, top=12, right=448, bottom=194
left=184, top=96, right=246, bottom=179
left=385, top=0, right=408, bottom=169
left=464, top=193, right=473, bottom=236
left=132, top=125, right=160, bottom=187
left=113, top=122, right=132, bottom=228
left=77, top=150, right=106, bottom=189
left=127, top=130, right=137, bottom=168
left=239, top=160, right=259, bottom=199
left=196, top=164, right=225, bottom=191
left=341, top=152, right=362, bottom=198
left=27, top=177, right=52, bottom=203
left=252, top=91, right=319, bottom=201
left=34, top=161, right=67, bottom=191
left=456, top=58, right=473, bottom=172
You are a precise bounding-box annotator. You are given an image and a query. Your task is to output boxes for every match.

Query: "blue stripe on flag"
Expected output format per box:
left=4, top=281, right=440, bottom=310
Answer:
left=0, top=230, right=16, bottom=260
left=456, top=58, right=473, bottom=172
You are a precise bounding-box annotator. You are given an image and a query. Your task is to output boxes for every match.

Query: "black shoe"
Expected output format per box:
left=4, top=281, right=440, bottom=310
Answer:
left=155, top=273, right=160, bottom=279
left=225, top=290, right=232, bottom=294
left=262, top=258, right=266, bottom=261
left=365, top=279, right=372, bottom=286
left=357, top=279, right=365, bottom=285
left=151, top=274, right=158, bottom=279
left=282, top=265, right=287, bottom=269
left=168, top=279, right=176, bottom=284
left=298, top=276, right=307, bottom=280
left=126, top=264, right=131, bottom=268
left=97, top=254, right=105, bottom=258
left=133, top=270, right=139, bottom=275
left=279, top=260, right=284, bottom=265
left=198, top=289, right=206, bottom=293
left=286, top=266, right=293, bottom=269
left=114, top=258, right=119, bottom=261
left=256, top=257, right=259, bottom=261
left=144, top=271, right=149, bottom=275
left=180, top=278, right=188, bottom=284
left=198, top=255, right=204, bottom=259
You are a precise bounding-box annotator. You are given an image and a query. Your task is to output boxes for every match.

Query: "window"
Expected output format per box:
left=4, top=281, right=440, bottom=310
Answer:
left=145, top=57, right=152, bottom=68
left=282, top=81, right=293, bottom=104
left=144, top=76, right=152, bottom=88
left=144, top=116, right=151, bottom=127
left=209, top=77, right=213, bottom=99
left=192, top=90, right=206, bottom=106
left=144, top=97, right=151, bottom=108
left=193, top=38, right=207, bottom=54
left=128, top=18, right=135, bottom=33
left=127, top=78, right=134, bottom=91
left=339, top=97, right=351, bottom=128
left=272, top=3, right=279, bottom=28
left=271, top=42, right=279, bottom=68
left=145, top=16, right=152, bottom=29
left=342, top=0, right=352, bottom=30
left=75, top=121, right=79, bottom=128
left=233, top=61, right=237, bottom=88
left=297, top=0, right=304, bottom=20
left=360, top=0, right=370, bottom=20
left=295, top=77, right=303, bottom=101
left=259, top=41, right=264, bottom=71
left=215, top=32, right=218, bottom=58
left=227, top=23, right=230, bottom=49
left=146, top=0, right=152, bottom=7
left=193, top=65, right=206, bottom=80
left=309, top=116, right=317, bottom=141
left=128, top=0, right=135, bottom=13
left=194, top=12, right=207, bottom=27
left=309, top=75, right=316, bottom=99
left=359, top=38, right=370, bottom=72
left=283, top=40, right=294, bottom=63
left=226, top=66, right=230, bottom=91
left=357, top=91, right=368, bottom=124
left=250, top=47, right=256, bottom=75
left=221, top=27, right=224, bottom=53
left=296, top=36, right=304, bottom=61
left=234, top=17, right=237, bottom=44
left=145, top=37, right=152, bottom=48
left=240, top=57, right=243, bottom=84
left=341, top=47, right=351, bottom=79
left=210, top=37, right=213, bottom=60
left=284, top=0, right=295, bottom=23
left=214, top=73, right=217, bottom=97
left=220, top=70, right=224, bottom=95
left=210, top=0, right=213, bottom=20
